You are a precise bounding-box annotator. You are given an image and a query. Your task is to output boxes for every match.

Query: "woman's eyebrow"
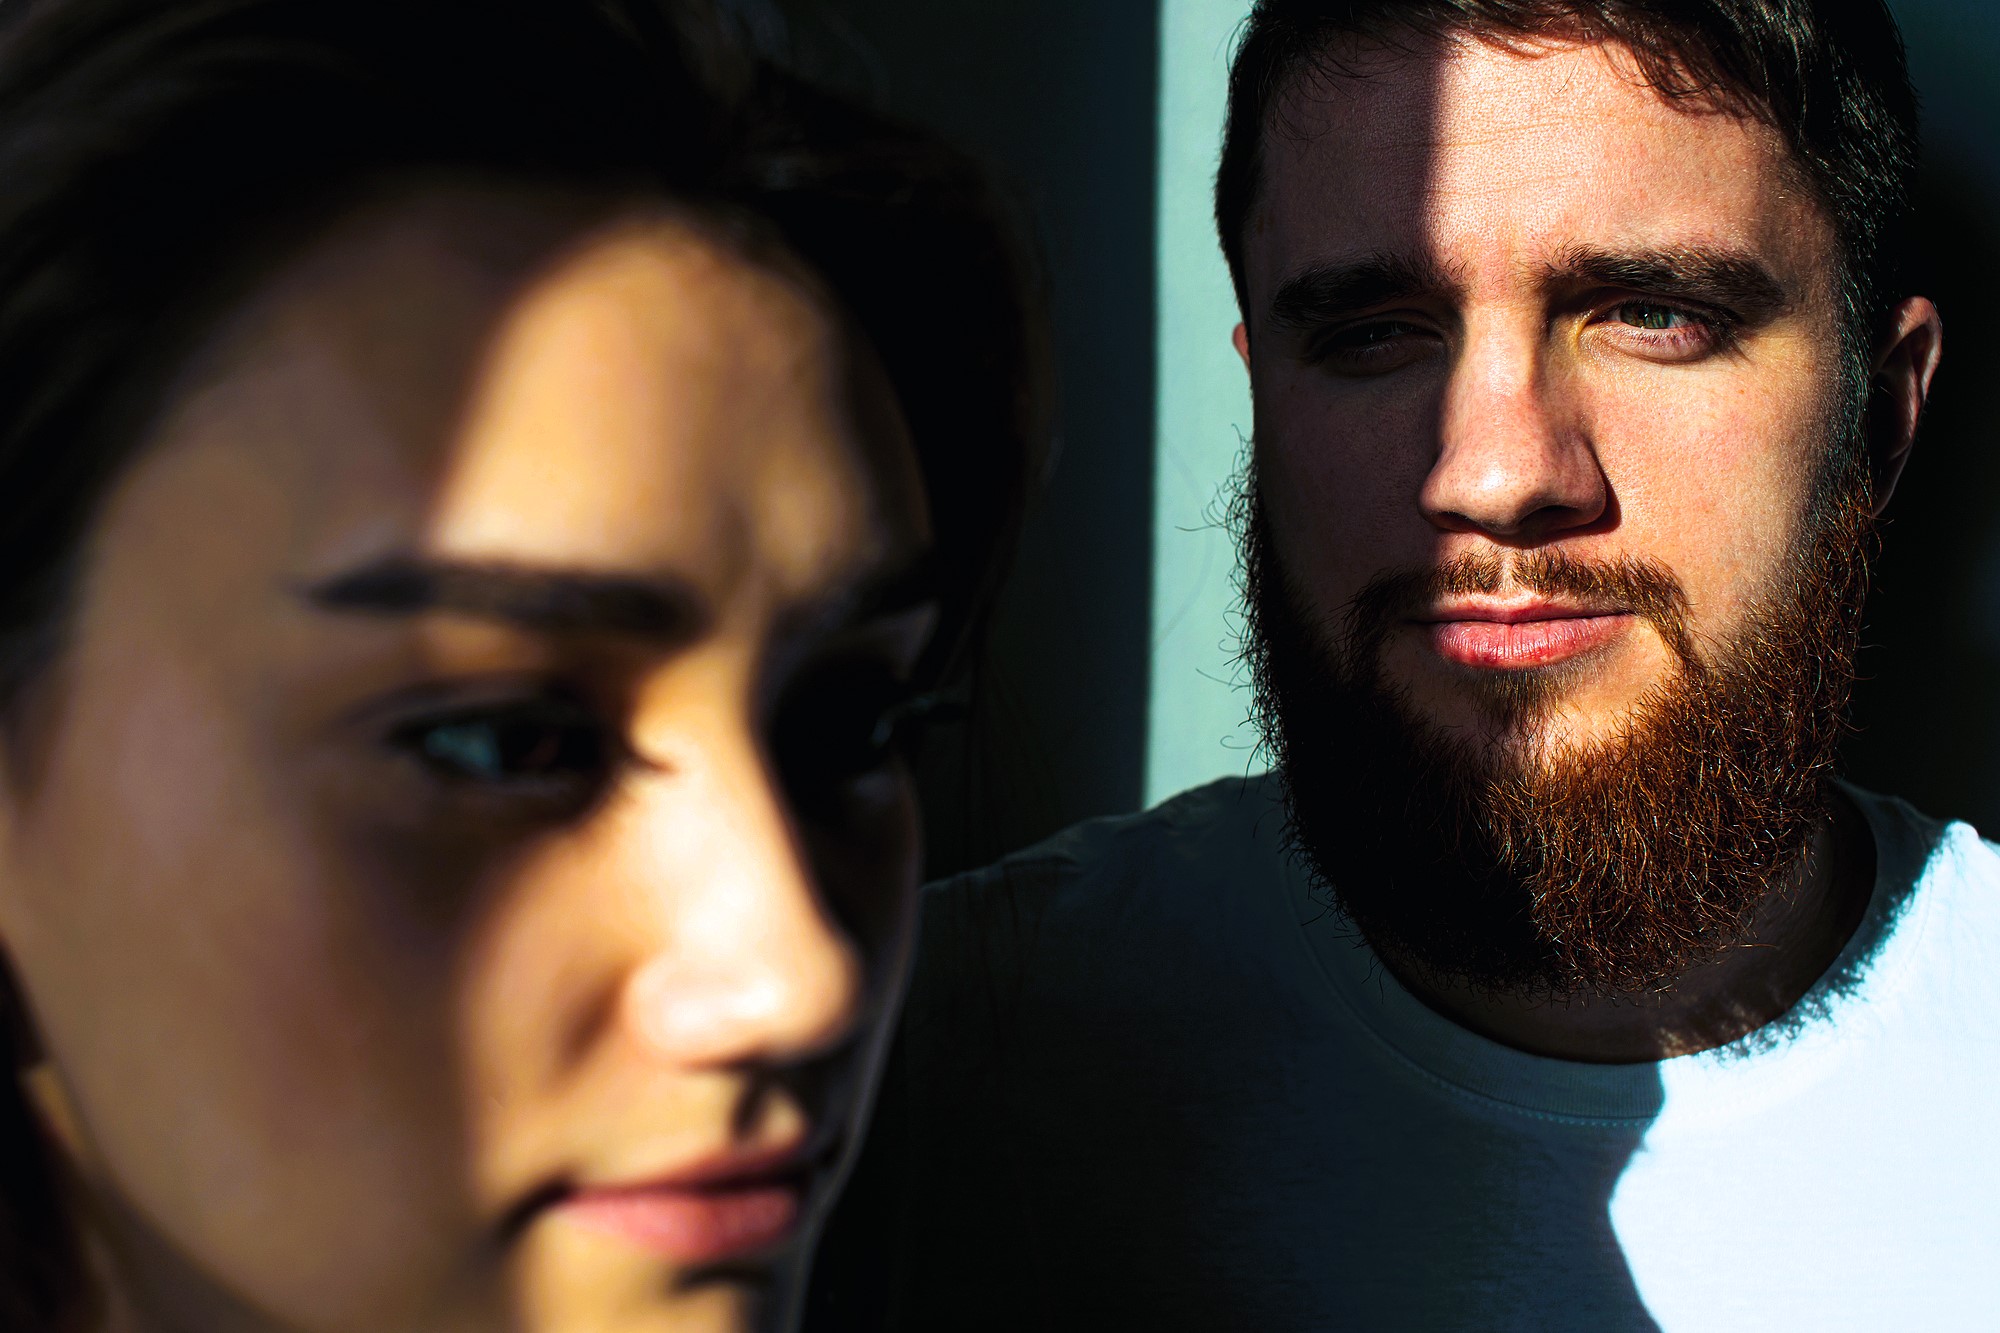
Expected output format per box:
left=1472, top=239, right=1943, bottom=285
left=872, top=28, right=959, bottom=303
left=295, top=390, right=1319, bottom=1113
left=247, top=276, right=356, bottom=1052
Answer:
left=298, top=557, right=711, bottom=643
left=841, top=552, right=944, bottom=623
left=773, top=551, right=944, bottom=650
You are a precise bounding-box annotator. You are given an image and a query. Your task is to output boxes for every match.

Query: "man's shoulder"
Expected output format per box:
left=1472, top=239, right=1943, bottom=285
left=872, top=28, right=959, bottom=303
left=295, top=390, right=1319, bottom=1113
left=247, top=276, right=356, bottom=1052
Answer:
left=1840, top=785, right=2000, bottom=1016
left=908, top=772, right=1294, bottom=997
left=1845, top=782, right=2000, bottom=897
left=926, top=771, right=1288, bottom=910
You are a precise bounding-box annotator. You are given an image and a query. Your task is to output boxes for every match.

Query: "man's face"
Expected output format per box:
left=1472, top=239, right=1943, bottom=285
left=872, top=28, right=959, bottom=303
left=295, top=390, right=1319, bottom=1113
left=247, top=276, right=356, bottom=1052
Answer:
left=1241, top=34, right=1848, bottom=756
left=1231, top=33, right=1937, bottom=995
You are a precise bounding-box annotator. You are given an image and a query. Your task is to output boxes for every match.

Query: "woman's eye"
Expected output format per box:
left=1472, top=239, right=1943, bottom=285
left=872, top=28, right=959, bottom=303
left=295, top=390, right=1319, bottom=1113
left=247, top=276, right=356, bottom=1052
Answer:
left=773, top=667, right=931, bottom=804
left=392, top=703, right=613, bottom=788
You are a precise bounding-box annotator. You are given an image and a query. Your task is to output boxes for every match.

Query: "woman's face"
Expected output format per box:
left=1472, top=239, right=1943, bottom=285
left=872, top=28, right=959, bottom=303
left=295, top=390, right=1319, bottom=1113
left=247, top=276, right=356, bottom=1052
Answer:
left=0, top=190, right=934, bottom=1333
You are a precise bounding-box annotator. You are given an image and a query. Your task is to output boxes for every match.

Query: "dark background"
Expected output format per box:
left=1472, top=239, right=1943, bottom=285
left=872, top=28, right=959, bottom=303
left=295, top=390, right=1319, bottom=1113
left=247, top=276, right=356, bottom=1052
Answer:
left=773, top=0, right=1165, bottom=875
left=776, top=0, right=2000, bottom=873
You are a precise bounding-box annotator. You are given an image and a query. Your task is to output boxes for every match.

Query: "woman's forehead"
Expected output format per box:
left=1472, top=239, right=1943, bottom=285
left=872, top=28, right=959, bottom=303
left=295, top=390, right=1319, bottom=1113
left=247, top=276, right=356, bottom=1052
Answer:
left=138, top=189, right=927, bottom=621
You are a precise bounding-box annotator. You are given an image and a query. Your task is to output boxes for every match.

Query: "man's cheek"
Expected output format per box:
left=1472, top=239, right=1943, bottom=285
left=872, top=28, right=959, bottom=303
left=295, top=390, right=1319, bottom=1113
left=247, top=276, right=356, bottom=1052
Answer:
left=1599, top=458, right=1810, bottom=638
left=1260, top=443, right=1433, bottom=605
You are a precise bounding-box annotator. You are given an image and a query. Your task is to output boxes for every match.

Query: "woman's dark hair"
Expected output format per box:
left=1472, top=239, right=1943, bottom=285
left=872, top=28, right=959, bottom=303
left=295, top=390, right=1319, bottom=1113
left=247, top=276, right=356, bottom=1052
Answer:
left=1216, top=0, right=1920, bottom=384
left=0, top=0, right=1049, bottom=703
left=0, top=0, right=1048, bottom=1325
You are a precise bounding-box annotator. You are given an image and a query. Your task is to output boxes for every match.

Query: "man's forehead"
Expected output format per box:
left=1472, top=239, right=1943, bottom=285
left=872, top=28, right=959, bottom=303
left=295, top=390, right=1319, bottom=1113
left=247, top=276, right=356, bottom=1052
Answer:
left=1247, top=34, right=1821, bottom=297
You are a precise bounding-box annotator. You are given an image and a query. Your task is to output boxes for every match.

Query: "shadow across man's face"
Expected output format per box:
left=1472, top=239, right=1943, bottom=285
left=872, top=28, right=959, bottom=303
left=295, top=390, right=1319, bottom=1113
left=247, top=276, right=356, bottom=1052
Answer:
left=1241, top=443, right=1873, bottom=998
left=1232, top=31, right=1889, bottom=998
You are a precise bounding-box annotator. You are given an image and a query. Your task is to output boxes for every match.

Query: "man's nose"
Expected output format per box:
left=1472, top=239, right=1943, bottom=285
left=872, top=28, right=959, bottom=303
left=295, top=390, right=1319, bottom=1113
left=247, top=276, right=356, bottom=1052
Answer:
left=1418, top=330, right=1607, bottom=541
left=617, top=739, right=865, bottom=1071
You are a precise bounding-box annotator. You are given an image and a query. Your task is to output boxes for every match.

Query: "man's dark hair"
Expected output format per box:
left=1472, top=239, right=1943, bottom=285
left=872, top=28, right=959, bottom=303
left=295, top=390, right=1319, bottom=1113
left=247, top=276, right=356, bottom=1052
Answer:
left=0, top=1, right=1047, bottom=1325
left=1217, top=0, right=1920, bottom=375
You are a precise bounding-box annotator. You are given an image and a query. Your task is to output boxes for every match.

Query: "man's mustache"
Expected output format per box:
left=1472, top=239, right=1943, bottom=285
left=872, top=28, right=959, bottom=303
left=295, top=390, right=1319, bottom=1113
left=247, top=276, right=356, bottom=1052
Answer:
left=1339, top=548, right=1696, bottom=667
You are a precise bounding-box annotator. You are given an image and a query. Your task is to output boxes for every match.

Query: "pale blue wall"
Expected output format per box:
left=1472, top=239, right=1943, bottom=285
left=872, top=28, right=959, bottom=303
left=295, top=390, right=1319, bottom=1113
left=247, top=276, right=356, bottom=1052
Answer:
left=1147, top=0, right=1256, bottom=805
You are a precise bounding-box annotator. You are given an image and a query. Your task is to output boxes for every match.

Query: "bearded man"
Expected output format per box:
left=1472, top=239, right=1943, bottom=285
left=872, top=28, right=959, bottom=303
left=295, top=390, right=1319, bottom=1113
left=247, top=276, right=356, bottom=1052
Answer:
left=808, top=2, right=2000, bottom=1330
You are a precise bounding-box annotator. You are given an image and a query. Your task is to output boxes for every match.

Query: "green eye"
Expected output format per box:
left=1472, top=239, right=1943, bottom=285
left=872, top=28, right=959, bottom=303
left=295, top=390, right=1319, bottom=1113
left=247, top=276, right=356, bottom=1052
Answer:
left=1617, top=302, right=1692, bottom=331
left=421, top=721, right=506, bottom=776
left=395, top=702, right=611, bottom=787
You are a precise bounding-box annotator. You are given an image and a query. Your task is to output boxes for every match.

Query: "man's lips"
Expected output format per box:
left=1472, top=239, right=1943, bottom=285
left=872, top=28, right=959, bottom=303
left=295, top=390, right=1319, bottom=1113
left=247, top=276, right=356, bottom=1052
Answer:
left=546, top=1139, right=834, bottom=1268
left=1416, top=600, right=1635, bottom=670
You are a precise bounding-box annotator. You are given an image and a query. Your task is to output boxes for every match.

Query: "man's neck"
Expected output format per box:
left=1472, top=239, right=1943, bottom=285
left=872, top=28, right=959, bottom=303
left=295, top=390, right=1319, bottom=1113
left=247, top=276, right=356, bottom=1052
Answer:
left=1381, top=787, right=1879, bottom=1064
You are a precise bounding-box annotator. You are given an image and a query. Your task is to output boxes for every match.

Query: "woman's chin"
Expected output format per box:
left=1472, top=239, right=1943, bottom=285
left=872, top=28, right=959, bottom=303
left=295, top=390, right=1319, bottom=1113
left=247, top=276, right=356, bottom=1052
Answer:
left=501, top=1223, right=797, bottom=1333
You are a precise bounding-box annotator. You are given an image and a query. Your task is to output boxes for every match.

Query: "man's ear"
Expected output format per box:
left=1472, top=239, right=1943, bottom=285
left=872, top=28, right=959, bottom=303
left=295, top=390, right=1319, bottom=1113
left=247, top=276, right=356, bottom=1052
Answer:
left=1864, top=295, right=1943, bottom=516
left=1233, top=321, right=1252, bottom=373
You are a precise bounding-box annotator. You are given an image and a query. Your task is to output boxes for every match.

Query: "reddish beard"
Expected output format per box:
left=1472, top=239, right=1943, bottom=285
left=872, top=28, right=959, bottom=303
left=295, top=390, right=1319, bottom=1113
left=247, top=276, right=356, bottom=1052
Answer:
left=1241, top=453, right=1875, bottom=998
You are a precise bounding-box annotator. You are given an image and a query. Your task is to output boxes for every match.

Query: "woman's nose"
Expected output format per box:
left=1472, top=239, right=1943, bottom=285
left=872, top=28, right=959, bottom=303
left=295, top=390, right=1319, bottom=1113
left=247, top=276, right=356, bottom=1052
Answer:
left=616, top=745, right=866, bottom=1071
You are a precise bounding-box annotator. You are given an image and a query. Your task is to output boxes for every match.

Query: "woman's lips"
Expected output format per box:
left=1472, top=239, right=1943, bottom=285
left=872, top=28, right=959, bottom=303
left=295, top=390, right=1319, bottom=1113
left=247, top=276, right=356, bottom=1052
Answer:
left=547, top=1139, right=829, bottom=1267
left=1422, top=607, right=1633, bottom=669
left=555, top=1177, right=805, bottom=1266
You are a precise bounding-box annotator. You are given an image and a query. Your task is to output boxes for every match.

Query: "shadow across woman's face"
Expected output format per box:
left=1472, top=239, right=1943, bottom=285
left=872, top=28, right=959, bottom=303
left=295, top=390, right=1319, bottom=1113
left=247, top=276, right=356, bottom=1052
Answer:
left=0, top=186, right=936, bottom=1333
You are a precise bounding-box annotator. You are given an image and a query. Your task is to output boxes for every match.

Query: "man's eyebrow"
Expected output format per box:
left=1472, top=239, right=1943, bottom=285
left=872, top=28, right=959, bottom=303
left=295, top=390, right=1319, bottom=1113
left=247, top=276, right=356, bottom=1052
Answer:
left=301, top=559, right=711, bottom=643
left=1268, top=252, right=1463, bottom=332
left=1548, top=243, right=1791, bottom=319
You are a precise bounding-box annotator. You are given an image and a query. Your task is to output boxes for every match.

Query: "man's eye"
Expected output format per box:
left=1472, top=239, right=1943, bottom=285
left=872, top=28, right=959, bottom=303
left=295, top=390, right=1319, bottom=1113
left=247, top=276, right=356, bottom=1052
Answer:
left=1311, top=320, right=1439, bottom=374
left=1347, top=321, right=1415, bottom=343
left=1614, top=302, right=1698, bottom=331
left=1597, top=300, right=1738, bottom=360
left=392, top=702, right=613, bottom=788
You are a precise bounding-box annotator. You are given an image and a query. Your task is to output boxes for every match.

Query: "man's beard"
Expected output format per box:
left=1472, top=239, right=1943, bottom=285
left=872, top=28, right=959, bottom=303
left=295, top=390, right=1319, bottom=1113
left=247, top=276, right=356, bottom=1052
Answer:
left=1242, top=451, right=1875, bottom=999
